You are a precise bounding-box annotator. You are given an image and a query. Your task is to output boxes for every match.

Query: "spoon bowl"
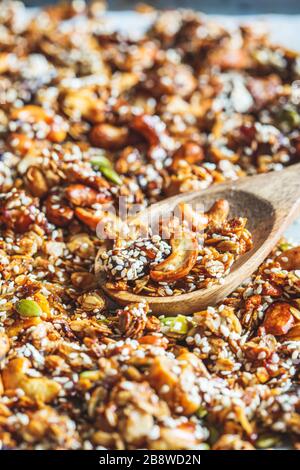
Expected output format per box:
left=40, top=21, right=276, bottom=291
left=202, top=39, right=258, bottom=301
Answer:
left=96, top=163, right=300, bottom=315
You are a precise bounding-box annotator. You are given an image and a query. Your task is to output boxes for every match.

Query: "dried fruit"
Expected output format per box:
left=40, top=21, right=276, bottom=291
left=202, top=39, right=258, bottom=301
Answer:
left=79, top=370, right=102, bottom=389
left=148, top=357, right=178, bottom=392
left=7, top=133, right=33, bottom=156
left=262, top=301, right=294, bottom=336
left=15, top=299, right=42, bottom=318
left=138, top=335, right=168, bottom=348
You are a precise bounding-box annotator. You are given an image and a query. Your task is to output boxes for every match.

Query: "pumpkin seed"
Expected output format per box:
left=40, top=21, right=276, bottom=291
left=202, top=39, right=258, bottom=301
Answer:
left=80, top=370, right=100, bottom=379
left=100, top=166, right=122, bottom=185
left=277, top=106, right=300, bottom=130
left=16, top=299, right=42, bottom=318
left=197, top=405, right=208, bottom=418
left=91, top=155, right=112, bottom=169
left=256, top=434, right=281, bottom=449
left=279, top=241, right=292, bottom=252
left=208, top=425, right=219, bottom=445
left=161, top=315, right=189, bottom=334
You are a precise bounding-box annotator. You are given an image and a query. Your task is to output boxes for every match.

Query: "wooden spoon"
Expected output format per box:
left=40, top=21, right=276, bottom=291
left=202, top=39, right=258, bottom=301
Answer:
left=95, top=162, right=300, bottom=315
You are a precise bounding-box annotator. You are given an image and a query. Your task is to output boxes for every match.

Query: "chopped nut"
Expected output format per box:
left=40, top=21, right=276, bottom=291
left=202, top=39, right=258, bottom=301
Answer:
left=25, top=167, right=49, bottom=197
left=45, top=196, right=74, bottom=227
left=281, top=323, right=300, bottom=341
left=262, top=301, right=295, bottom=336
left=77, top=292, right=106, bottom=312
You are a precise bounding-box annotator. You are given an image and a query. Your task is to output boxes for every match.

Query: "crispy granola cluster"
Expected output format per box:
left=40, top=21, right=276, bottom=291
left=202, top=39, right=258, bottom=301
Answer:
left=0, top=1, right=299, bottom=450
left=100, top=199, right=253, bottom=296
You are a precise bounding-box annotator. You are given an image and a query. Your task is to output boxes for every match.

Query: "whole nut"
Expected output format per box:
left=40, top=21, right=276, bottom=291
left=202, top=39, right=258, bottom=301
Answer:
left=89, top=123, right=129, bottom=150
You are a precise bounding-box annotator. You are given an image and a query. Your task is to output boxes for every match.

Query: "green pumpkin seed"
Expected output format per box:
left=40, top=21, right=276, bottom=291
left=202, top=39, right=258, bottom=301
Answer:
left=277, top=106, right=300, bottom=130
left=256, top=434, right=281, bottom=449
left=208, top=425, right=219, bottom=445
left=161, top=315, right=189, bottom=334
left=197, top=405, right=208, bottom=418
left=279, top=241, right=292, bottom=252
left=80, top=370, right=100, bottom=379
left=100, top=166, right=122, bottom=185
left=91, top=155, right=112, bottom=169
left=16, top=299, right=42, bottom=318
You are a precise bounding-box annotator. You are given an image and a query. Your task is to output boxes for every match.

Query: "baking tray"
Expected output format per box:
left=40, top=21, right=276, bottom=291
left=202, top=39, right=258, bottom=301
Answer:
left=104, top=11, right=300, bottom=240
left=4, top=7, right=297, bottom=452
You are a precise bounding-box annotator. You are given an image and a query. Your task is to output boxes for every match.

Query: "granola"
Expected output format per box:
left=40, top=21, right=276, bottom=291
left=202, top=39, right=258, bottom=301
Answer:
left=0, top=1, right=299, bottom=451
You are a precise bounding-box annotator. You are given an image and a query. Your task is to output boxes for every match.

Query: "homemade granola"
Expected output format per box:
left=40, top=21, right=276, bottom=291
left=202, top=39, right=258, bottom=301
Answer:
left=0, top=1, right=299, bottom=451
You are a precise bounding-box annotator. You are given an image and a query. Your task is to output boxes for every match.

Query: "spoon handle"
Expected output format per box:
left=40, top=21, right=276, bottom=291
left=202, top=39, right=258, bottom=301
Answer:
left=234, top=162, right=300, bottom=219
